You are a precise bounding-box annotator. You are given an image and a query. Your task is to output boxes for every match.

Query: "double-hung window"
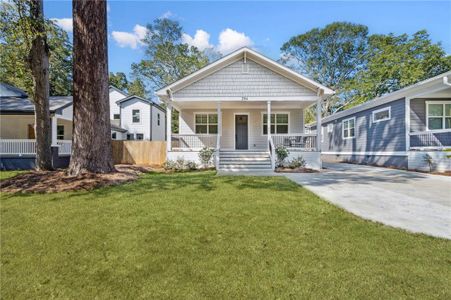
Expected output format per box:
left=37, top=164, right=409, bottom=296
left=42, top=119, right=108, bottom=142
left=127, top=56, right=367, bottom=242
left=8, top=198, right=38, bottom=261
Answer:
left=427, top=102, right=451, bottom=130
left=262, top=113, right=289, bottom=134
left=195, top=113, right=218, bottom=134
left=57, top=125, right=64, bottom=140
left=132, top=110, right=140, bottom=123
left=342, top=117, right=355, bottom=139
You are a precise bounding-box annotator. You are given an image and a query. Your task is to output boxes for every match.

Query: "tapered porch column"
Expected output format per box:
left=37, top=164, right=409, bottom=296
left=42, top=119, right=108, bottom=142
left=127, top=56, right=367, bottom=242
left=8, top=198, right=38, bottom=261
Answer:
left=316, top=94, right=322, bottom=152
left=51, top=115, right=58, bottom=146
left=166, top=103, right=172, bottom=151
left=267, top=100, right=271, bottom=149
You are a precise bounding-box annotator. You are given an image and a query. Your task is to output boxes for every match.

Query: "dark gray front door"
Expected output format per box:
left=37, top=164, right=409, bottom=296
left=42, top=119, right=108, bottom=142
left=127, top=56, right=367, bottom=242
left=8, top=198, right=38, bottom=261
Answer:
left=235, top=115, right=248, bottom=150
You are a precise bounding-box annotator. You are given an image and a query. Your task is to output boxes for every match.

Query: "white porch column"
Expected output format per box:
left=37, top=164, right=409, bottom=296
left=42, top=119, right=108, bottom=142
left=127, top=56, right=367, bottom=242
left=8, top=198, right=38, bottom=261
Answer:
left=51, top=115, right=58, bottom=146
left=267, top=100, right=271, bottom=149
left=216, top=102, right=222, bottom=150
left=316, top=95, right=322, bottom=152
left=166, top=103, right=172, bottom=151
left=405, top=97, right=411, bottom=152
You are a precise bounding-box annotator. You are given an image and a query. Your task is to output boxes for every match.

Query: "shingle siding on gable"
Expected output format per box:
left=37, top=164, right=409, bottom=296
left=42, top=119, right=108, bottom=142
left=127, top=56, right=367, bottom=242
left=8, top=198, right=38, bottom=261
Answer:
left=321, top=99, right=406, bottom=152
left=173, top=59, right=316, bottom=98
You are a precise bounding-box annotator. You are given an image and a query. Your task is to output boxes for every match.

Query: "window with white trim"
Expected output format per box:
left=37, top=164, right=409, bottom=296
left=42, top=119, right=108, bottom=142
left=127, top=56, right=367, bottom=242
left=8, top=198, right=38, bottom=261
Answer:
left=372, top=107, right=391, bottom=123
left=427, top=102, right=451, bottom=130
left=111, top=132, right=117, bottom=139
left=57, top=125, right=64, bottom=140
left=136, top=133, right=144, bottom=140
left=342, top=117, right=355, bottom=139
left=262, top=113, right=289, bottom=134
left=132, top=110, right=140, bottom=123
left=113, top=114, right=120, bottom=120
left=327, top=123, right=333, bottom=133
left=195, top=113, right=218, bottom=134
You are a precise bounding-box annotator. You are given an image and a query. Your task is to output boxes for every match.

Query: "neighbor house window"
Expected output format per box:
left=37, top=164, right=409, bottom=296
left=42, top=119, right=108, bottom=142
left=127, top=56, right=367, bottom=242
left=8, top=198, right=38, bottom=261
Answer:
left=57, top=125, right=64, bottom=140
left=157, top=113, right=160, bottom=126
left=127, top=134, right=134, bottom=140
left=132, top=110, right=140, bottom=123
left=342, top=117, right=355, bottom=139
left=136, top=133, right=144, bottom=140
left=111, top=132, right=117, bottom=139
left=195, top=113, right=218, bottom=134
left=262, top=113, right=289, bottom=134
left=372, top=107, right=391, bottom=123
left=113, top=114, right=120, bottom=120
left=427, top=102, right=451, bottom=130
left=327, top=123, right=333, bottom=133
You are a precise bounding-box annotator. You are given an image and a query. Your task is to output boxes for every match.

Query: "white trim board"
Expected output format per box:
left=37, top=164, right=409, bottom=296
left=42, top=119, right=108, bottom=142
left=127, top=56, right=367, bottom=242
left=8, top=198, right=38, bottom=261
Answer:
left=233, top=112, right=250, bottom=150
left=322, top=151, right=408, bottom=156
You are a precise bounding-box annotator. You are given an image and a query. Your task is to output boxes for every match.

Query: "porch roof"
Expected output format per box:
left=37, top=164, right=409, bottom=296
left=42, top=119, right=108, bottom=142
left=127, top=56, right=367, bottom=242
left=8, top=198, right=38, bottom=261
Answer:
left=170, top=99, right=316, bottom=111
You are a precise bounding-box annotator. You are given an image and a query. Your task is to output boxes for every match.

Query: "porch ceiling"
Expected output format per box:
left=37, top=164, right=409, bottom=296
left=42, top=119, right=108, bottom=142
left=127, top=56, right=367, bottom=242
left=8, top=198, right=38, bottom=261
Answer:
left=172, top=100, right=315, bottom=110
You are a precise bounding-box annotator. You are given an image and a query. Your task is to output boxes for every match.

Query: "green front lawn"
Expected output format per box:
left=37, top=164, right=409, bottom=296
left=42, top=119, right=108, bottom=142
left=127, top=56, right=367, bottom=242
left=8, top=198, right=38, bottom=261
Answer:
left=1, top=171, right=450, bottom=298
left=0, top=170, right=26, bottom=181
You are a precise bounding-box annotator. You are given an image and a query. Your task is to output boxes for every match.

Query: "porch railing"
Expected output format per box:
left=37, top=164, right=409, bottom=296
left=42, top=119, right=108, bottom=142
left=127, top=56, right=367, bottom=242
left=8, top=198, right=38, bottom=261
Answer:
left=409, top=131, right=451, bottom=149
left=272, top=134, right=317, bottom=151
left=269, top=137, right=276, bottom=170
left=0, top=139, right=36, bottom=155
left=0, top=139, right=73, bottom=155
left=57, top=140, right=72, bottom=155
left=171, top=134, right=217, bottom=150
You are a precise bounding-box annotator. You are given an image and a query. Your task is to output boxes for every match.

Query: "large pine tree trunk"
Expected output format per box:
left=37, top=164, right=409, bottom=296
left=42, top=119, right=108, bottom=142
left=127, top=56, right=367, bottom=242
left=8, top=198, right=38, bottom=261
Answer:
left=29, top=0, right=53, bottom=170
left=68, top=0, right=114, bottom=175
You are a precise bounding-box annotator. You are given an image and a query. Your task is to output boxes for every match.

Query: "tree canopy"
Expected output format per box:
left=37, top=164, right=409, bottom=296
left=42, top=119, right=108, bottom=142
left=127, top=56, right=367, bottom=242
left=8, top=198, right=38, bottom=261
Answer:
left=109, top=72, right=146, bottom=98
left=281, top=23, right=451, bottom=119
left=0, top=1, right=72, bottom=96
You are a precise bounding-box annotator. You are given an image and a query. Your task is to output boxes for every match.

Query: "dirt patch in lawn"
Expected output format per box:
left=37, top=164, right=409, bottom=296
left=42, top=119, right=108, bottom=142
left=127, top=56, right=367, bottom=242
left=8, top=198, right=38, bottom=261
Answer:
left=0, top=165, right=155, bottom=193
left=275, top=167, right=319, bottom=173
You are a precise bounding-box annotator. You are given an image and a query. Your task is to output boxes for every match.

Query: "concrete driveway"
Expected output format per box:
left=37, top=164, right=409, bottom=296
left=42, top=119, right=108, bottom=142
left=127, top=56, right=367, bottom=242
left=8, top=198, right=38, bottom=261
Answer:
left=285, top=163, right=451, bottom=239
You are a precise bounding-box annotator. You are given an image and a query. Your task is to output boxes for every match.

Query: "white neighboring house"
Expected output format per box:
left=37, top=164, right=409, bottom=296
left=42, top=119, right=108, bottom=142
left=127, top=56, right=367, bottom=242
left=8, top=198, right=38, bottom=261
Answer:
left=156, top=47, right=334, bottom=171
left=116, top=95, right=166, bottom=141
left=0, top=83, right=166, bottom=166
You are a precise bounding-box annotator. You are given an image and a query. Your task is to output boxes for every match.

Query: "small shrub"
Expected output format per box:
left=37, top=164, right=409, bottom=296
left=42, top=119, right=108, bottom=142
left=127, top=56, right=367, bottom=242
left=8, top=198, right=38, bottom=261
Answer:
left=199, top=147, right=215, bottom=167
left=275, top=145, right=289, bottom=167
left=185, top=161, right=198, bottom=170
left=163, top=160, right=176, bottom=171
left=288, top=156, right=306, bottom=169
left=175, top=157, right=186, bottom=170
left=423, top=154, right=434, bottom=172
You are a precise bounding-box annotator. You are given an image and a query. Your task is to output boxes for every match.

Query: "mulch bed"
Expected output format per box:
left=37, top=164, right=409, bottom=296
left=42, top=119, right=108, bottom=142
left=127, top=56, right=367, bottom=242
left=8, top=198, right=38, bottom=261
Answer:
left=0, top=165, right=155, bottom=193
left=275, top=167, right=319, bottom=173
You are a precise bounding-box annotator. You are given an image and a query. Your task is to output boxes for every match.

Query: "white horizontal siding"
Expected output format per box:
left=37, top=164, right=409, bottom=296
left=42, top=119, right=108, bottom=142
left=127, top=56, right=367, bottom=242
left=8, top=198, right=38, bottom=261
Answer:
left=174, top=59, right=316, bottom=98
left=179, top=108, right=304, bottom=150
left=151, top=106, right=166, bottom=141
left=120, top=99, right=151, bottom=139
left=109, top=90, right=125, bottom=120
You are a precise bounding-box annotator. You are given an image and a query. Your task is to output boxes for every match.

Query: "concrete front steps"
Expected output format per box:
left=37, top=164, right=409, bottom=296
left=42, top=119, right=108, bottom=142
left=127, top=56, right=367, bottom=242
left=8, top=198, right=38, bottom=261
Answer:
left=218, top=150, right=273, bottom=171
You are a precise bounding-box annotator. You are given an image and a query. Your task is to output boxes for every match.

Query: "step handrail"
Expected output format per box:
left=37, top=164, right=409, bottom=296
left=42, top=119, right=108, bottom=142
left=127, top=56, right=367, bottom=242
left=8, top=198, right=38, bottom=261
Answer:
left=269, top=137, right=276, bottom=170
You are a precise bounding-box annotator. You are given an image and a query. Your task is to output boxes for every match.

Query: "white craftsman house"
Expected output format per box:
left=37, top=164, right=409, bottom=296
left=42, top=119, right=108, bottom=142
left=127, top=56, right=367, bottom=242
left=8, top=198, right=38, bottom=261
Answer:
left=156, top=47, right=334, bottom=171
left=0, top=83, right=166, bottom=169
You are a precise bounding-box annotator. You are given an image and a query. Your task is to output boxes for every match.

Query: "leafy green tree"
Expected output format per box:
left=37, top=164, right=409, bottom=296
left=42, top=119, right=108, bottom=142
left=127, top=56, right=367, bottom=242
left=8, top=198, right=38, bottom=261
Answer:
left=109, top=72, right=128, bottom=90
left=281, top=22, right=369, bottom=116
left=345, top=30, right=451, bottom=107
left=0, top=1, right=72, bottom=96
left=132, top=18, right=209, bottom=133
left=127, top=78, right=146, bottom=98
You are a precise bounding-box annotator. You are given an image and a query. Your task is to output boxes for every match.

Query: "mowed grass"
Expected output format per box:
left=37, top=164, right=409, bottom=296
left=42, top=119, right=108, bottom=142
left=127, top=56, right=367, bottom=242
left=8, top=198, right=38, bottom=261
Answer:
left=1, top=171, right=450, bottom=299
left=0, top=170, right=26, bottom=181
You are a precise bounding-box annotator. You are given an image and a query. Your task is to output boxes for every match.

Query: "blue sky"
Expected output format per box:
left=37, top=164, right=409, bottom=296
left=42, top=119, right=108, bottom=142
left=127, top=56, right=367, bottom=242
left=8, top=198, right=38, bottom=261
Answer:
left=46, top=1, right=451, bottom=78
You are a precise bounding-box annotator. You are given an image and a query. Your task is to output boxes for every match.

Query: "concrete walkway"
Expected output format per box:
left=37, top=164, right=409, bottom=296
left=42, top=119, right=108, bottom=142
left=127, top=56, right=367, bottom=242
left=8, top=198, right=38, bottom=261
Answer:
left=284, top=163, right=451, bottom=239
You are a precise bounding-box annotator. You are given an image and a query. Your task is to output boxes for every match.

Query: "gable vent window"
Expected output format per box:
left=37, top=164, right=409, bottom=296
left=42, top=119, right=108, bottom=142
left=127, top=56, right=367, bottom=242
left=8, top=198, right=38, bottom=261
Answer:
left=242, top=63, right=249, bottom=73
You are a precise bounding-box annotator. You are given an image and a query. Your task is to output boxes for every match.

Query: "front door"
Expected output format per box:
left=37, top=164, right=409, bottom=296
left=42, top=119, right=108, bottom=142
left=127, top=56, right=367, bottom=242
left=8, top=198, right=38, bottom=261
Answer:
left=235, top=115, right=248, bottom=150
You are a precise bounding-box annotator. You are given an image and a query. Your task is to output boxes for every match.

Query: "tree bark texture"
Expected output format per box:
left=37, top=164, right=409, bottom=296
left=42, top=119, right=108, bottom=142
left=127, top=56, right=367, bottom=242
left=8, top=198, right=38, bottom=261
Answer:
left=29, top=0, right=53, bottom=170
left=69, top=0, right=115, bottom=175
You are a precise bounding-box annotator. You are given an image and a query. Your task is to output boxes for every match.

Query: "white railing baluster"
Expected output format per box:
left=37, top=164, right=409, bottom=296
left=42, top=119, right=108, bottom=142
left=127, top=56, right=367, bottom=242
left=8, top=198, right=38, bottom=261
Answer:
left=171, top=134, right=217, bottom=150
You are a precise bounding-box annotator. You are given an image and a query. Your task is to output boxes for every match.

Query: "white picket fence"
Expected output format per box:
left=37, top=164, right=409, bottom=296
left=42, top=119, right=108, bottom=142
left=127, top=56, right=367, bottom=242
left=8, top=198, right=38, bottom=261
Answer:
left=0, top=139, right=72, bottom=155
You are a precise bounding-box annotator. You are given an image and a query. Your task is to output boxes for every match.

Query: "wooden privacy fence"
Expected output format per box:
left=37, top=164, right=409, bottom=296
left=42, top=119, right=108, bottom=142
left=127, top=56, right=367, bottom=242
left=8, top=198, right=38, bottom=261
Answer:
left=112, top=141, right=166, bottom=166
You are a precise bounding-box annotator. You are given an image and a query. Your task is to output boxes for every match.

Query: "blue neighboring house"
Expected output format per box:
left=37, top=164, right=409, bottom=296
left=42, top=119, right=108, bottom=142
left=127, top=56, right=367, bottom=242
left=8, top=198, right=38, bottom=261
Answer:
left=309, top=71, right=451, bottom=172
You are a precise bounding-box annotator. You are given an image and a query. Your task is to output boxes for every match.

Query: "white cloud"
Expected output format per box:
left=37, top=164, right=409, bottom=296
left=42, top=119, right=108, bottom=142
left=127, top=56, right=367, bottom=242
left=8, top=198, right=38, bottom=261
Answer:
left=217, top=28, right=253, bottom=54
left=160, top=11, right=173, bottom=19
left=182, top=30, right=213, bottom=51
left=112, top=24, right=148, bottom=49
left=51, top=18, right=73, bottom=33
